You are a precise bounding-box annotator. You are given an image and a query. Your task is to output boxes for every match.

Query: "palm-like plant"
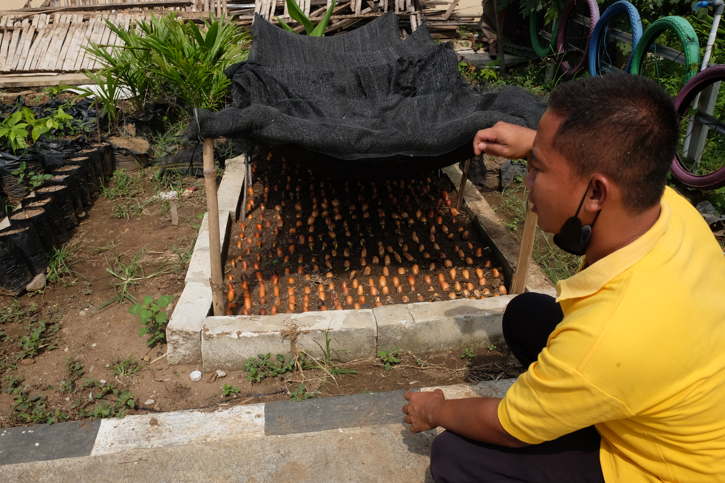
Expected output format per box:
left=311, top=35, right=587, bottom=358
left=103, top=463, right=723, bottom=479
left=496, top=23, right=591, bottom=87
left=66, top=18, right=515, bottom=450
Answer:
left=277, top=0, right=337, bottom=36
left=85, top=15, right=250, bottom=114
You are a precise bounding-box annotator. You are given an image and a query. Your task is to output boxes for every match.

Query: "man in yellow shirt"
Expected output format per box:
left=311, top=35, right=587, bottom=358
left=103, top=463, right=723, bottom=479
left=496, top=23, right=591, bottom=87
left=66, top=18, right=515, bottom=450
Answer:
left=403, top=73, right=725, bottom=482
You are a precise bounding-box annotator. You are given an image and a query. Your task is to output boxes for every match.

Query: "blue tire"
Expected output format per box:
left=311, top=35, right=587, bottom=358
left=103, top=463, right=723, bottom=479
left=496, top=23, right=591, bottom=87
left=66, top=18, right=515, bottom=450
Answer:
left=588, top=0, right=643, bottom=76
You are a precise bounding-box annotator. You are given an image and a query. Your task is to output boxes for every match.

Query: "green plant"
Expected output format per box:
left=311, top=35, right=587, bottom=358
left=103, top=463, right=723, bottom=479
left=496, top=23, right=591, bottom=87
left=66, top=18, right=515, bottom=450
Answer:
left=79, top=71, right=123, bottom=134
left=243, top=353, right=297, bottom=383
left=487, top=343, right=498, bottom=352
left=12, top=389, right=69, bottom=424
left=460, top=347, right=475, bottom=360
left=315, top=330, right=357, bottom=376
left=11, top=161, right=53, bottom=190
left=222, top=384, right=241, bottom=397
left=0, top=111, right=30, bottom=152
left=77, top=379, right=136, bottom=418
left=19, top=321, right=59, bottom=359
left=47, top=243, right=77, bottom=284
left=85, top=15, right=250, bottom=114
left=104, top=250, right=170, bottom=306
left=0, top=301, right=38, bottom=324
left=128, top=295, right=173, bottom=347
left=277, top=0, right=337, bottom=37
left=101, top=169, right=140, bottom=200
left=60, top=358, right=85, bottom=393
left=112, top=357, right=141, bottom=377
left=377, top=349, right=401, bottom=370
left=289, top=383, right=316, bottom=401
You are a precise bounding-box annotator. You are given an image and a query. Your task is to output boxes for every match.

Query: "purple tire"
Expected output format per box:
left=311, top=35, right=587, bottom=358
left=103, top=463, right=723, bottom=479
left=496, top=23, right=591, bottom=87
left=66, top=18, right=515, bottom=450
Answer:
left=672, top=64, right=725, bottom=190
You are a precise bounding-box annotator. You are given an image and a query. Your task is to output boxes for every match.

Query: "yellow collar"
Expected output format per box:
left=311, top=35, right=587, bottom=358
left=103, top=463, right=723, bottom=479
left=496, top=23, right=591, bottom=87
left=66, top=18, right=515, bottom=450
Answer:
left=556, top=196, right=671, bottom=302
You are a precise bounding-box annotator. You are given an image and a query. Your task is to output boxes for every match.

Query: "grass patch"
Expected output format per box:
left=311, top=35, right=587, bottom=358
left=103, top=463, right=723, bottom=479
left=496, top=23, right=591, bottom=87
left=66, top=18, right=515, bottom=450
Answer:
left=112, top=357, right=141, bottom=378
left=47, top=242, right=78, bottom=284
left=0, top=301, right=39, bottom=324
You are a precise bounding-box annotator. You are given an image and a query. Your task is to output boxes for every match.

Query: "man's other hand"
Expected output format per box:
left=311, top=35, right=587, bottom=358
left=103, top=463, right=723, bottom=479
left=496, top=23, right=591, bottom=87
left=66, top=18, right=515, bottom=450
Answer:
left=473, top=121, right=536, bottom=159
left=403, top=389, right=445, bottom=433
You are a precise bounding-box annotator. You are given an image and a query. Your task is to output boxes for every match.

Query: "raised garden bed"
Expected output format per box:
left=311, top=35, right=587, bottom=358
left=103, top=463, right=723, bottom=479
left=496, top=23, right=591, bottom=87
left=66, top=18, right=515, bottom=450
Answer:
left=225, top=154, right=508, bottom=316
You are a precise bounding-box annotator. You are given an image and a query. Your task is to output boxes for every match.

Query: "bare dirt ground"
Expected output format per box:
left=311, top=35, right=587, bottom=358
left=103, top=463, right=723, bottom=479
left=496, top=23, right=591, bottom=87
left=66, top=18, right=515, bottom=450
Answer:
left=0, top=161, right=523, bottom=428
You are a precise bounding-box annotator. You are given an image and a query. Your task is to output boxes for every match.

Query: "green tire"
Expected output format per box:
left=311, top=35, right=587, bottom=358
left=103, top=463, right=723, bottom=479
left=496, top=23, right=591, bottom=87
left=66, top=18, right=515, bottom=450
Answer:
left=529, top=0, right=559, bottom=58
left=629, top=16, right=701, bottom=83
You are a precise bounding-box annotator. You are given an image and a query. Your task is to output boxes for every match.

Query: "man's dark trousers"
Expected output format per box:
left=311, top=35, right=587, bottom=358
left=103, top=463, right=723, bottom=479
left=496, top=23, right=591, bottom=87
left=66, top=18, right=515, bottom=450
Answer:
left=429, top=292, right=606, bottom=483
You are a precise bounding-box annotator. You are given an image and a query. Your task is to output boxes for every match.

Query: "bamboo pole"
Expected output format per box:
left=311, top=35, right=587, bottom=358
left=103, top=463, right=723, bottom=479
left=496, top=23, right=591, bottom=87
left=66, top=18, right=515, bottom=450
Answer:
left=203, top=138, right=225, bottom=315
left=510, top=201, right=537, bottom=294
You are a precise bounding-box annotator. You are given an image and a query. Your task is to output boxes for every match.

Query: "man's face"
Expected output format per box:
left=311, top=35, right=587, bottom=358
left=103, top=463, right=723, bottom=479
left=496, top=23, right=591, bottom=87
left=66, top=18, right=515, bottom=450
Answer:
left=527, top=110, right=588, bottom=234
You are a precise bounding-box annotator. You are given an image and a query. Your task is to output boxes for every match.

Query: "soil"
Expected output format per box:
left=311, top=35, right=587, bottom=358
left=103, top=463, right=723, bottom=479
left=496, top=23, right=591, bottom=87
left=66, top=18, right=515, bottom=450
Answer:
left=225, top=153, right=509, bottom=315
left=0, top=156, right=524, bottom=429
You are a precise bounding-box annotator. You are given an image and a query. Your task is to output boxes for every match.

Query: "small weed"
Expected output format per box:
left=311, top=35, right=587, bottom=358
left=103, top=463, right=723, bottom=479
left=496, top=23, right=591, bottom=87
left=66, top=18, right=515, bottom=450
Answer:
left=129, top=295, right=173, bottom=347
left=377, top=349, right=401, bottom=370
left=315, top=330, right=358, bottom=376
left=76, top=379, right=136, bottom=419
left=289, top=384, right=316, bottom=401
left=487, top=343, right=498, bottom=352
left=2, top=375, right=23, bottom=394
left=104, top=251, right=170, bottom=306
left=18, top=321, right=59, bottom=359
left=60, top=358, right=85, bottom=393
left=0, top=301, right=38, bottom=324
left=170, top=244, right=193, bottom=272
left=101, top=169, right=140, bottom=200
left=221, top=384, right=241, bottom=397
left=47, top=243, right=77, bottom=284
left=112, top=199, right=147, bottom=219
left=12, top=390, right=69, bottom=425
left=243, top=353, right=297, bottom=383
left=112, top=358, right=141, bottom=377
left=460, top=347, right=476, bottom=361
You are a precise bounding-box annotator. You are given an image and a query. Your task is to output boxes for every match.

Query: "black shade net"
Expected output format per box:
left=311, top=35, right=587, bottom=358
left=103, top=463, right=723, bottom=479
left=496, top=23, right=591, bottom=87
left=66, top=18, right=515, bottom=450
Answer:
left=193, top=13, right=546, bottom=171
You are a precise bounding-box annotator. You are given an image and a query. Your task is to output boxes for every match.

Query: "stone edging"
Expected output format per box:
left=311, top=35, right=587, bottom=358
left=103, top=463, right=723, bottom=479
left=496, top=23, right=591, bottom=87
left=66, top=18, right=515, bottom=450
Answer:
left=0, top=379, right=515, bottom=467
left=167, top=160, right=555, bottom=367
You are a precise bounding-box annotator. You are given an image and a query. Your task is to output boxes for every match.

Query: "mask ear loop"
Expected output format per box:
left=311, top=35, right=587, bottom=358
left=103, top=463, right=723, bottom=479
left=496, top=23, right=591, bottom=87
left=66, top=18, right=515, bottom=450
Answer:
left=574, top=178, right=594, bottom=218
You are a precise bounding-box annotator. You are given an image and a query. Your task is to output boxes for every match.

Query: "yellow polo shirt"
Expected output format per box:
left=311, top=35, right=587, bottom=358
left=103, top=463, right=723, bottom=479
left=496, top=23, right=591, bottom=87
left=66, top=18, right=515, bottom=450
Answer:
left=498, top=187, right=725, bottom=482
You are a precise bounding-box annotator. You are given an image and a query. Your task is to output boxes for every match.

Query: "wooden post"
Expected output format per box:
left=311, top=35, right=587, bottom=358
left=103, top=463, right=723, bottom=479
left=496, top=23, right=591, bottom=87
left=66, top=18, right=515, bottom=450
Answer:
left=456, top=157, right=474, bottom=210
left=511, top=201, right=537, bottom=294
left=203, top=138, right=225, bottom=315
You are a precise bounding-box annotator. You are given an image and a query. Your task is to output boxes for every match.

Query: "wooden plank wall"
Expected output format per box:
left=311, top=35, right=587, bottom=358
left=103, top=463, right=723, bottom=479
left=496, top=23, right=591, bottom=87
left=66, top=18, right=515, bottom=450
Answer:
left=0, top=13, right=137, bottom=73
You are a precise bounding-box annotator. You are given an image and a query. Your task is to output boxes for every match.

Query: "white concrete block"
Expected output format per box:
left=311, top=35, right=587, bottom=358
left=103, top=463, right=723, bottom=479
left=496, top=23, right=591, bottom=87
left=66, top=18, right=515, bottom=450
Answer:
left=92, top=404, right=265, bottom=456
left=201, top=309, right=377, bottom=370
left=217, top=154, right=247, bottom=219
left=185, top=210, right=231, bottom=285
left=376, top=297, right=513, bottom=354
left=166, top=282, right=211, bottom=365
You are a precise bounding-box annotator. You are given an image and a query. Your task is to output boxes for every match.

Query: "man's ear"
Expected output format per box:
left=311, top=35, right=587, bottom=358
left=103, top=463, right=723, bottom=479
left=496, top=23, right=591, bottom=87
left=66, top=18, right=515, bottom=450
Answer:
left=586, top=174, right=610, bottom=212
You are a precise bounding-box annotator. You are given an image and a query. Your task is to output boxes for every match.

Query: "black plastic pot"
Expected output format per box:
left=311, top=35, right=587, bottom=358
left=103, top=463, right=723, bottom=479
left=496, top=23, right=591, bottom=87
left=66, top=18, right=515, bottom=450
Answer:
left=93, top=142, right=115, bottom=179
left=0, top=232, right=33, bottom=296
left=27, top=197, right=72, bottom=245
left=49, top=174, right=85, bottom=219
left=67, top=155, right=99, bottom=198
left=0, top=225, right=50, bottom=276
left=35, top=184, right=79, bottom=228
left=53, top=164, right=91, bottom=209
left=10, top=207, right=58, bottom=250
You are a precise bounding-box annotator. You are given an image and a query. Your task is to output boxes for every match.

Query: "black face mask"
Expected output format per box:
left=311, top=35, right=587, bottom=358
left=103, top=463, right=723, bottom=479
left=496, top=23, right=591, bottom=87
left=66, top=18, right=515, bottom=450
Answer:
left=553, top=181, right=601, bottom=256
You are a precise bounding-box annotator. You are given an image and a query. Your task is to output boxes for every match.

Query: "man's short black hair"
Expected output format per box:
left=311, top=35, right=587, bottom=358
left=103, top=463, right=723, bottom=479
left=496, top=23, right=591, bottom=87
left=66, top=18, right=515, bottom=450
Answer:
left=548, top=74, right=678, bottom=212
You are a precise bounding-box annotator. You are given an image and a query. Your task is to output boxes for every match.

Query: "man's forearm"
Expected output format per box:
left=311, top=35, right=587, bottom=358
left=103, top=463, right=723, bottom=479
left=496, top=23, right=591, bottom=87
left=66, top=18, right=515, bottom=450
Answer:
left=431, top=397, right=527, bottom=448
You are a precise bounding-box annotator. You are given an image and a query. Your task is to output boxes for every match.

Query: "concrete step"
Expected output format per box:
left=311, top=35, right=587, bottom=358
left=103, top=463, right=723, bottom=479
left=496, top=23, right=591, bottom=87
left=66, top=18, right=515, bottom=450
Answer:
left=0, top=379, right=514, bottom=482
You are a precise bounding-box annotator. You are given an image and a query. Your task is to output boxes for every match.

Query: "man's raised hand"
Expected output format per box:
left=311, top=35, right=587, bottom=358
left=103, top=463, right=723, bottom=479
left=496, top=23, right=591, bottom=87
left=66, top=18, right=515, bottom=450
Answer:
left=473, top=121, right=536, bottom=159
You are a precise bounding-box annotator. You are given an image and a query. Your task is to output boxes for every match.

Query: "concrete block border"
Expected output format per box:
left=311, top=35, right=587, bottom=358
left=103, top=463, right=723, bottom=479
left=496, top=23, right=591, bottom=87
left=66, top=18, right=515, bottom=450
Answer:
left=167, top=158, right=554, bottom=367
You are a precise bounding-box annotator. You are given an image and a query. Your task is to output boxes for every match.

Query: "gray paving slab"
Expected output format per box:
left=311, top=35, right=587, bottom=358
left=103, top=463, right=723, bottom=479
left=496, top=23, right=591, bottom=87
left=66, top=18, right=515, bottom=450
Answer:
left=265, top=389, right=407, bottom=436
left=0, top=419, right=100, bottom=466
